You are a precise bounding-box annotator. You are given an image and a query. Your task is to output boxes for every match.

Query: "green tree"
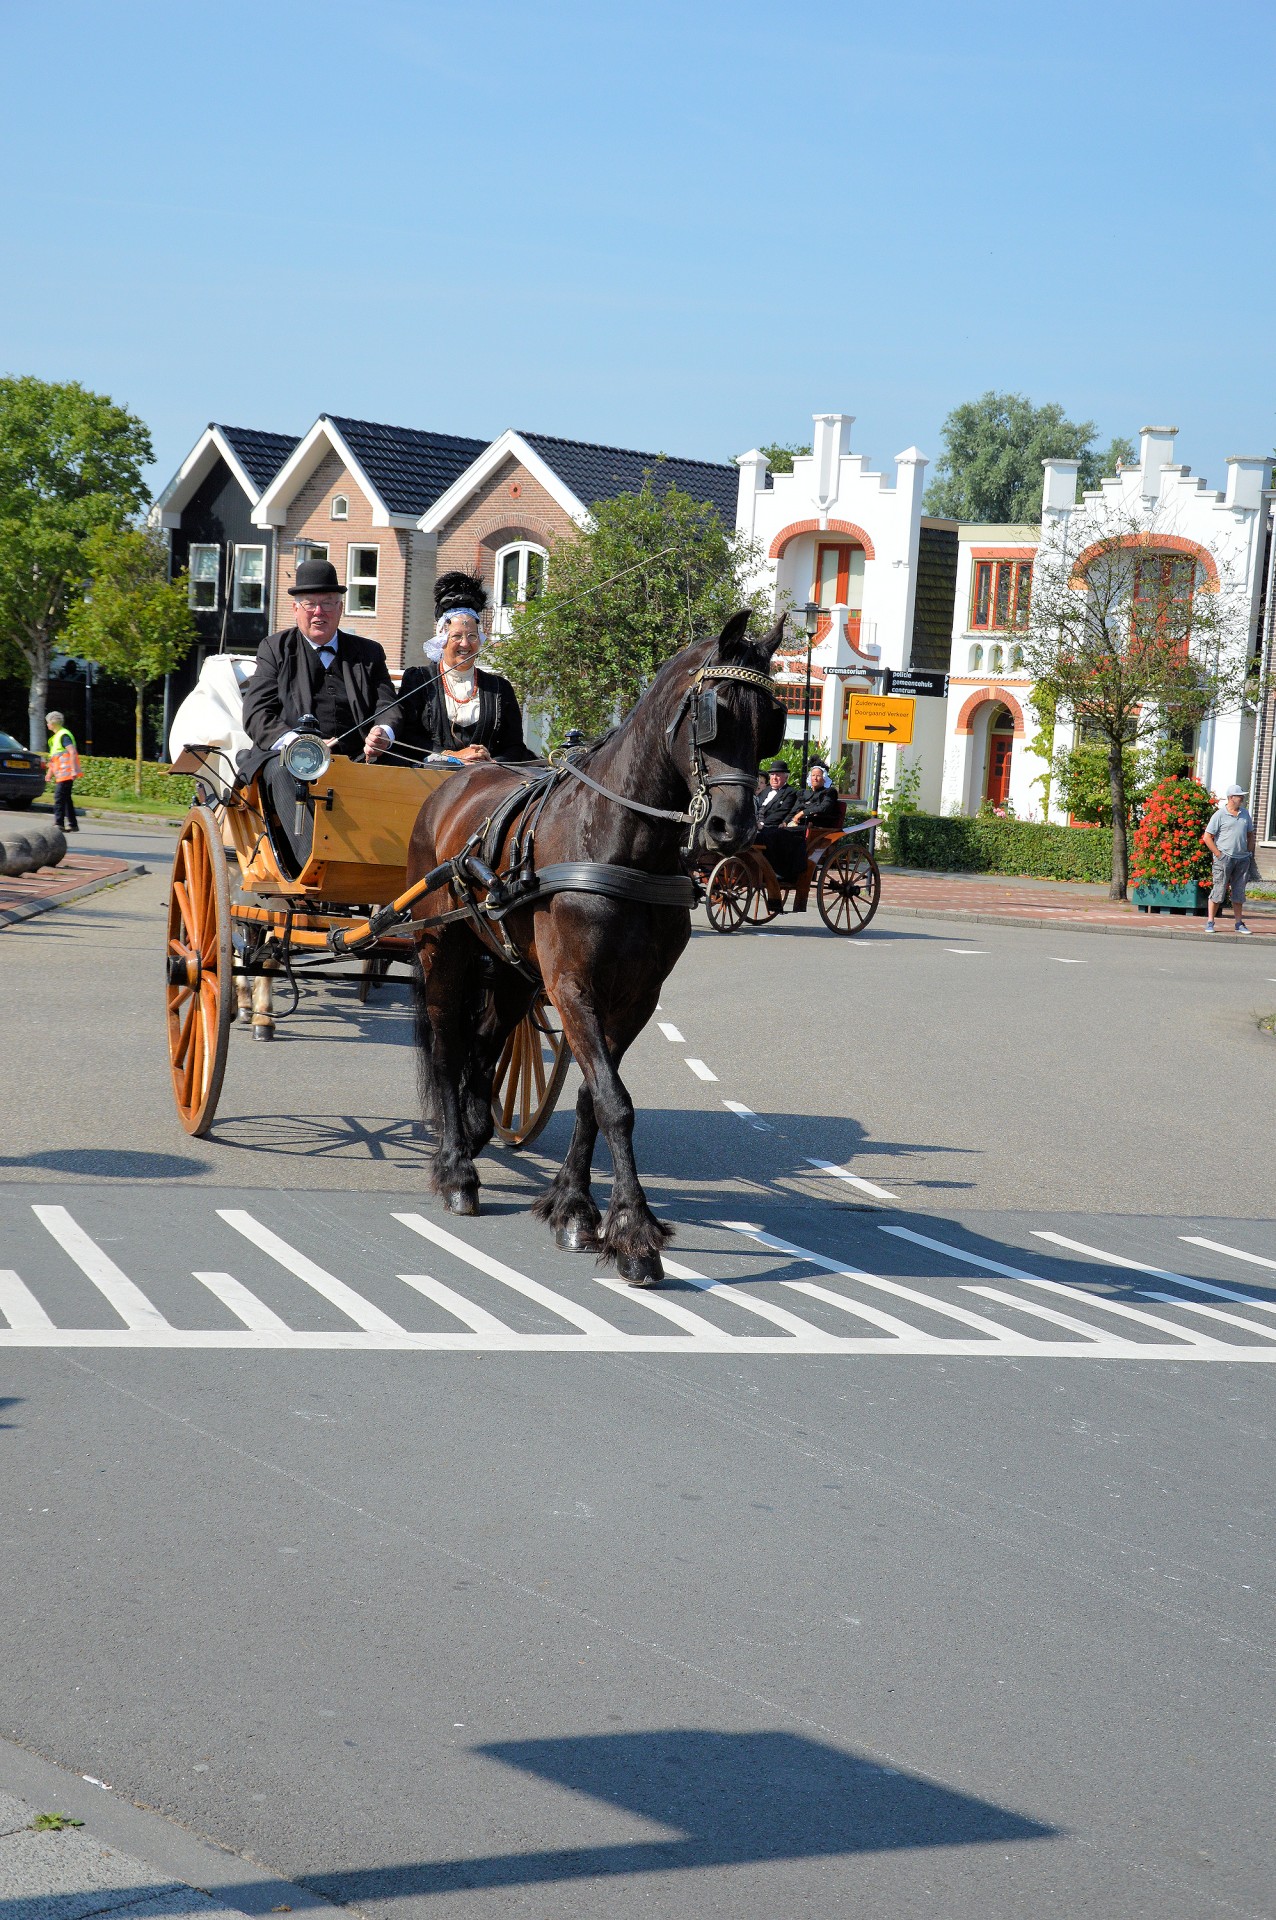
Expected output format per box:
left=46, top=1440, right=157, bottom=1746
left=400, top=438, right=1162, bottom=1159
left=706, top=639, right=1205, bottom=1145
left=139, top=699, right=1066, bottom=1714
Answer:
left=1021, top=510, right=1242, bottom=898
left=923, top=390, right=1133, bottom=523
left=499, top=472, right=772, bottom=736
left=0, top=376, right=153, bottom=746
left=63, top=525, right=197, bottom=793
left=758, top=442, right=810, bottom=474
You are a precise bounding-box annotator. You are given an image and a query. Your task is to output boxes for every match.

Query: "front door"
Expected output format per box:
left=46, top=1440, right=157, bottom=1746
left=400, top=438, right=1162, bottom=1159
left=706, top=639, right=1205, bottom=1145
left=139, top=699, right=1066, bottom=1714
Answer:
left=985, top=710, right=1013, bottom=806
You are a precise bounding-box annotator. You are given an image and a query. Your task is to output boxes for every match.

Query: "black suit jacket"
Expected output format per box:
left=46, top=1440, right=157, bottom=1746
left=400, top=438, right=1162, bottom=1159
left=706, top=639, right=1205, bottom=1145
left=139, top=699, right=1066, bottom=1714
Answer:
left=397, top=664, right=534, bottom=761
left=756, top=781, right=798, bottom=827
left=238, top=627, right=402, bottom=781
left=792, top=782, right=841, bottom=828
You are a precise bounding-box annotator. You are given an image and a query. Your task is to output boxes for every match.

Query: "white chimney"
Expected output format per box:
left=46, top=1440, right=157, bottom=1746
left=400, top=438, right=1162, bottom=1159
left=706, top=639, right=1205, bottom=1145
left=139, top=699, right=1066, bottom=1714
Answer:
left=735, top=448, right=770, bottom=534
left=1041, top=458, right=1080, bottom=511
left=811, top=413, right=854, bottom=513
left=1224, top=455, right=1273, bottom=513
left=1138, top=425, right=1178, bottom=501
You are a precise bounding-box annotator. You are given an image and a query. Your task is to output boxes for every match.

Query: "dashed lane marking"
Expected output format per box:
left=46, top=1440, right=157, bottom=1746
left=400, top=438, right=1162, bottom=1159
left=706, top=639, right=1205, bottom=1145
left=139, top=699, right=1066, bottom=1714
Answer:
left=656, top=1021, right=685, bottom=1044
left=684, top=1058, right=719, bottom=1082
left=723, top=1100, right=772, bottom=1131
left=806, top=1158, right=899, bottom=1202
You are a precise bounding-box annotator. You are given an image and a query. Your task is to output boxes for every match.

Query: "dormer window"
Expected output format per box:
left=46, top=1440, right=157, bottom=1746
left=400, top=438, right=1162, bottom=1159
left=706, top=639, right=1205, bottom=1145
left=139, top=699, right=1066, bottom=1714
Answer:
left=331, top=495, right=349, bottom=521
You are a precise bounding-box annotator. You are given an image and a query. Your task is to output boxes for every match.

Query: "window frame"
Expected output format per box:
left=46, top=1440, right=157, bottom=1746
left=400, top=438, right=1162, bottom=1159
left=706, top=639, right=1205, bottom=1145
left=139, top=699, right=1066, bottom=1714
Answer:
left=188, top=543, right=220, bottom=612
left=346, top=542, right=380, bottom=617
left=970, top=555, right=1033, bottom=631
left=492, top=540, right=550, bottom=635
left=330, top=495, right=349, bottom=521
left=232, top=544, right=267, bottom=615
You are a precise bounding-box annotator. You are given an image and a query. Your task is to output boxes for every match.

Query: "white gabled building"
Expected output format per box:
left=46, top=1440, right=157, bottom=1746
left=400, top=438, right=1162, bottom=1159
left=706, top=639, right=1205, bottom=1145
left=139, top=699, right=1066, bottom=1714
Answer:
left=939, top=427, right=1275, bottom=822
left=736, top=412, right=957, bottom=802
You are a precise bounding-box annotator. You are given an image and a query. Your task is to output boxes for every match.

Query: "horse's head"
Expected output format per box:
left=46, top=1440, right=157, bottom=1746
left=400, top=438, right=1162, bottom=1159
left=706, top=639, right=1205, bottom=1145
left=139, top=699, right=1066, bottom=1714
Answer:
left=664, top=609, right=788, bottom=858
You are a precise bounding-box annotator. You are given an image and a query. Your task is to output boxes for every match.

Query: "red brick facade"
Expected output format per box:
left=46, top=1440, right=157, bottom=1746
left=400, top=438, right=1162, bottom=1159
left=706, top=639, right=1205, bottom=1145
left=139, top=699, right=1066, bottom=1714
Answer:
left=271, top=448, right=414, bottom=672
left=433, top=454, right=573, bottom=615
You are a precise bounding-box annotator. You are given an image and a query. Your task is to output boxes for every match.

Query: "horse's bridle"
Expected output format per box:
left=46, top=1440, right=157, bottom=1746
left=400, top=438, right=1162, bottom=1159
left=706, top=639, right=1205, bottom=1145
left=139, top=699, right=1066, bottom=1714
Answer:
left=556, top=661, right=783, bottom=856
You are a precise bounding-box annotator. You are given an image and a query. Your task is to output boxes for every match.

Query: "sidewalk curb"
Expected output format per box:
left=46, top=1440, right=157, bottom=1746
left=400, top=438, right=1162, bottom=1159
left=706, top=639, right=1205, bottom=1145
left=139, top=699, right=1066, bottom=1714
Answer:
left=0, top=863, right=147, bottom=930
left=876, top=901, right=1274, bottom=941
left=0, top=1733, right=349, bottom=1920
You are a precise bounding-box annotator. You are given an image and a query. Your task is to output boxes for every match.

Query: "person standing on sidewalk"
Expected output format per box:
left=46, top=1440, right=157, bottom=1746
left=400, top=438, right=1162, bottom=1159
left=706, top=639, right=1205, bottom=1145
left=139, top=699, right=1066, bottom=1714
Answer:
left=44, top=710, right=81, bottom=833
left=1202, top=783, right=1255, bottom=933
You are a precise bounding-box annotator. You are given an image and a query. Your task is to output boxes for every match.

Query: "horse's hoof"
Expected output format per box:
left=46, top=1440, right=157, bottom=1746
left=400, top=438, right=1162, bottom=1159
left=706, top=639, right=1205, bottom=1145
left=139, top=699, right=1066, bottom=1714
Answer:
left=251, top=1024, right=274, bottom=1042
left=235, top=1007, right=253, bottom=1028
left=556, top=1220, right=600, bottom=1253
left=618, top=1250, right=664, bottom=1288
left=445, top=1189, right=479, bottom=1217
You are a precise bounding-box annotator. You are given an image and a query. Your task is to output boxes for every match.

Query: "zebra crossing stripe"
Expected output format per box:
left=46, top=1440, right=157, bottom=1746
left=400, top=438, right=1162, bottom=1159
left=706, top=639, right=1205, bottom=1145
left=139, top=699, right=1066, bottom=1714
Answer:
left=398, top=1273, right=518, bottom=1337
left=0, top=1270, right=55, bottom=1332
left=33, top=1205, right=171, bottom=1330
left=593, top=1276, right=723, bottom=1338
left=192, top=1270, right=292, bottom=1333
left=393, top=1212, right=617, bottom=1335
left=661, top=1256, right=840, bottom=1344
left=217, top=1210, right=405, bottom=1333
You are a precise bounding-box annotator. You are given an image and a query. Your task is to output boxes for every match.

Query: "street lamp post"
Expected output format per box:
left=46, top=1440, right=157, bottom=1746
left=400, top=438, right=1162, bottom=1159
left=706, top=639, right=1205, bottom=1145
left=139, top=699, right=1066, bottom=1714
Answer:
left=800, top=598, right=820, bottom=784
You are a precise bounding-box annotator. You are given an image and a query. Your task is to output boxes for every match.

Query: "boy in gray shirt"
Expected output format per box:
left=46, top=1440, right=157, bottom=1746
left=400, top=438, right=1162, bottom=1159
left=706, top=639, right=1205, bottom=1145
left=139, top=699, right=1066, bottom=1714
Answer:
left=1202, top=784, right=1256, bottom=933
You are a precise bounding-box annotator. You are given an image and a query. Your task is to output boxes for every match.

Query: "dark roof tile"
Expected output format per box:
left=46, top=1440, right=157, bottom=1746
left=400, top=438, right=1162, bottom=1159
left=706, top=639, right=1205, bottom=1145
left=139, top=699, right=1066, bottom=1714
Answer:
left=215, top=425, right=299, bottom=496
left=327, top=415, right=488, bottom=517
left=521, top=432, right=738, bottom=523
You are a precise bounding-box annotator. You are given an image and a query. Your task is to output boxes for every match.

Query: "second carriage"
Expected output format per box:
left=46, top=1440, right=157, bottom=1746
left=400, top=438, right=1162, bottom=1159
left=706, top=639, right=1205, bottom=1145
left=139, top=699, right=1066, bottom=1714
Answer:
left=701, top=801, right=882, bottom=935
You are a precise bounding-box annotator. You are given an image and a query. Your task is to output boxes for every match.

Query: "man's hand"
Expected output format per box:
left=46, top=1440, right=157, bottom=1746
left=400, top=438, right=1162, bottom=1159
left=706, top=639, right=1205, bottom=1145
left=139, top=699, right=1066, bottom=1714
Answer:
left=456, top=744, right=491, bottom=764
left=364, top=725, right=393, bottom=761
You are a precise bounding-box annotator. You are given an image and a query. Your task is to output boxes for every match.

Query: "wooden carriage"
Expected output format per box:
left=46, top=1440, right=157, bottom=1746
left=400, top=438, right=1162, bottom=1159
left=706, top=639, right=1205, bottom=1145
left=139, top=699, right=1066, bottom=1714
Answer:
left=701, top=805, right=882, bottom=935
left=163, top=750, right=571, bottom=1142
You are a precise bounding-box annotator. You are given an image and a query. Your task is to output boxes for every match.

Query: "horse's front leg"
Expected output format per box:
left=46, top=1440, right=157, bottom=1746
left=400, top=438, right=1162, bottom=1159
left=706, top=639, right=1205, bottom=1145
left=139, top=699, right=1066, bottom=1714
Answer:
left=531, top=1082, right=602, bottom=1252
left=550, top=983, right=670, bottom=1286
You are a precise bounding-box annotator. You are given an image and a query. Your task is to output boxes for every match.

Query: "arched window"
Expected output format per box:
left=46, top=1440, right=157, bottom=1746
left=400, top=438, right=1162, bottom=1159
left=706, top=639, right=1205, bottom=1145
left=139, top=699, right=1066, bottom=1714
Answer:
left=330, top=495, right=349, bottom=521
left=989, top=643, right=1004, bottom=673
left=968, top=643, right=984, bottom=672
left=1009, top=643, right=1025, bottom=672
left=492, top=542, right=548, bottom=635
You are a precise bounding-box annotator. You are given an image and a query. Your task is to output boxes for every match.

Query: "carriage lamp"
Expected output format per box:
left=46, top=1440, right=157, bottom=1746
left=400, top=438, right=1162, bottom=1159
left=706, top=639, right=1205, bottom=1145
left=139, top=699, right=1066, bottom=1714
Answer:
left=281, top=731, right=331, bottom=785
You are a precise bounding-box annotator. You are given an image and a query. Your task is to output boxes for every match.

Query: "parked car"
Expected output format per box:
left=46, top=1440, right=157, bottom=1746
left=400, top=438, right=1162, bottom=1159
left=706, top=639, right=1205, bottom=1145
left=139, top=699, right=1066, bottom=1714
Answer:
left=0, top=731, right=46, bottom=808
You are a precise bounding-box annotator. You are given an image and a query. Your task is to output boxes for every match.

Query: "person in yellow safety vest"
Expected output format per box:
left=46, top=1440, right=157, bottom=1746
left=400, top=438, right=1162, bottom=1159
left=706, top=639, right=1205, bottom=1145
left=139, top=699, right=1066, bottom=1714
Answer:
left=45, top=710, right=81, bottom=833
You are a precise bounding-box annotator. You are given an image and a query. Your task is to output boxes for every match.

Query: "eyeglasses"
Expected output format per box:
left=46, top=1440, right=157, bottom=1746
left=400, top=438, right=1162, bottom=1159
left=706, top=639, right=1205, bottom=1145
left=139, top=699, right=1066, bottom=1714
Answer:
left=296, top=597, right=341, bottom=611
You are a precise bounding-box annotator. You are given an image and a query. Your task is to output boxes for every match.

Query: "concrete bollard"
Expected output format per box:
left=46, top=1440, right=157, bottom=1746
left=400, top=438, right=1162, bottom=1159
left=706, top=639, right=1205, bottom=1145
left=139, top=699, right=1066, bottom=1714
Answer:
left=0, top=825, right=67, bottom=876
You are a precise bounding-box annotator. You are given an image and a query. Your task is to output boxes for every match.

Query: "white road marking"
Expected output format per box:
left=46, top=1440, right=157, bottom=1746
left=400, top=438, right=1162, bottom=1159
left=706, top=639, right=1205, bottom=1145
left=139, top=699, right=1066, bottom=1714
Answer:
left=944, top=948, right=986, bottom=955
left=1140, top=1293, right=1276, bottom=1342
left=782, top=1279, right=940, bottom=1343
left=1181, top=1235, right=1276, bottom=1282
left=657, top=1021, right=685, bottom=1044
left=726, top=1221, right=1020, bottom=1342
left=0, top=1270, right=55, bottom=1332
left=594, top=1277, right=723, bottom=1337
left=398, top=1273, right=517, bottom=1337
left=806, top=1158, right=898, bottom=1201
left=896, top=1226, right=1225, bottom=1349
left=192, top=1271, right=291, bottom=1333
left=684, top=1058, right=718, bottom=1082
left=33, top=1205, right=171, bottom=1330
left=1034, top=1231, right=1276, bottom=1312
left=662, top=1255, right=839, bottom=1344
left=1050, top=957, right=1085, bottom=964
left=962, top=1285, right=1129, bottom=1347
left=217, top=1210, right=405, bottom=1333
left=723, top=1099, right=771, bottom=1131
left=394, top=1212, right=617, bottom=1335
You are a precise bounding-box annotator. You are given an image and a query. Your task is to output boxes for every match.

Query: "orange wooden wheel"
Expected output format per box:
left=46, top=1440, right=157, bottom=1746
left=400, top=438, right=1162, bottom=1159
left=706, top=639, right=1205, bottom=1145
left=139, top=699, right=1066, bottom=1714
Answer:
left=165, top=806, right=233, bottom=1135
left=704, top=855, right=756, bottom=931
left=816, top=840, right=881, bottom=935
left=491, top=989, right=572, bottom=1148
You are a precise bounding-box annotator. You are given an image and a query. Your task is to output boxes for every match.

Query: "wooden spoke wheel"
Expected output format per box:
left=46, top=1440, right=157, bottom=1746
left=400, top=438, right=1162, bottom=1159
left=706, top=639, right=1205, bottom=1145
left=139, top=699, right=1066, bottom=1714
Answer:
left=491, top=989, right=572, bottom=1149
left=165, top=805, right=233, bottom=1135
left=745, top=878, right=782, bottom=924
left=816, top=840, right=882, bottom=936
left=704, top=855, right=758, bottom=932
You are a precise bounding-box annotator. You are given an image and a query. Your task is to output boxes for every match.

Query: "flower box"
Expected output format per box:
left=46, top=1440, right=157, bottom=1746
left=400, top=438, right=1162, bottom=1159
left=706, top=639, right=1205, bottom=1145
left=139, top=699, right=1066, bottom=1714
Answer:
left=1132, top=879, right=1208, bottom=915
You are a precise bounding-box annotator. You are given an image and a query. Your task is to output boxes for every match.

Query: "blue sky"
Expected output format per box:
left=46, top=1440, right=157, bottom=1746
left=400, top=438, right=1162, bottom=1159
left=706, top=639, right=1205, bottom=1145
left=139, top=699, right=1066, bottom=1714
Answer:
left=2, top=0, right=1273, bottom=496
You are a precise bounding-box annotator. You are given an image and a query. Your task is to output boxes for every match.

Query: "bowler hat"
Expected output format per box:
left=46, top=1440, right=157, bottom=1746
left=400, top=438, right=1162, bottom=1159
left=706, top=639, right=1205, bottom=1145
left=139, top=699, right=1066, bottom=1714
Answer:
left=289, top=558, right=345, bottom=596
left=766, top=760, right=789, bottom=775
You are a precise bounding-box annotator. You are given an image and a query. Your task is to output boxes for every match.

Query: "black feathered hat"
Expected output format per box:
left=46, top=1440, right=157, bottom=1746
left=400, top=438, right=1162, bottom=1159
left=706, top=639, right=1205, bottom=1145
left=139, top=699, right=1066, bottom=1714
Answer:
left=434, top=570, right=487, bottom=621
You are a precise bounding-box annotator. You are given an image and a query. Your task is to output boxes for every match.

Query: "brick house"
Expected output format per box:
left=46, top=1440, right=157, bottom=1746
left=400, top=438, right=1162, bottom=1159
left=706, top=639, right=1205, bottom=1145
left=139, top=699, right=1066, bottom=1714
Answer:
left=251, top=414, right=487, bottom=674
left=419, top=429, right=739, bottom=645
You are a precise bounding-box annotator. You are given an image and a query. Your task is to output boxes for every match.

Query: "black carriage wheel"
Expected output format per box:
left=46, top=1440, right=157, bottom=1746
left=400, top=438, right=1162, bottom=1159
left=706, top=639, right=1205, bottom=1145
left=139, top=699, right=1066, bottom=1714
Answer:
left=816, top=841, right=881, bottom=935
left=704, top=855, right=755, bottom=932
left=165, top=805, right=233, bottom=1135
left=491, top=989, right=572, bottom=1149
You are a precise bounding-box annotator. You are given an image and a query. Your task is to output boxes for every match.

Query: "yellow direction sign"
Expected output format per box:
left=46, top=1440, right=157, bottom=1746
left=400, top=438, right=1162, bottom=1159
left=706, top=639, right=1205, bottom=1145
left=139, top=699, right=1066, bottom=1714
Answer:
left=844, top=694, right=915, bottom=745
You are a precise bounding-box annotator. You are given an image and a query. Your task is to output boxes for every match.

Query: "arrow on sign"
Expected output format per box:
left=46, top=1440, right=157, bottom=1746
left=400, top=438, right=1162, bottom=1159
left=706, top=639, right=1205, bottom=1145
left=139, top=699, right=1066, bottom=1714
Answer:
left=864, top=723, right=898, bottom=735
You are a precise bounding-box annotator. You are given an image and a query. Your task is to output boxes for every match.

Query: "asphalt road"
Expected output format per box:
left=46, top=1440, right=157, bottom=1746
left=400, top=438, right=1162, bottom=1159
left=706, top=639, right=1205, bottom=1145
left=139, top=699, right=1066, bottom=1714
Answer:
left=1, top=813, right=1273, bottom=1919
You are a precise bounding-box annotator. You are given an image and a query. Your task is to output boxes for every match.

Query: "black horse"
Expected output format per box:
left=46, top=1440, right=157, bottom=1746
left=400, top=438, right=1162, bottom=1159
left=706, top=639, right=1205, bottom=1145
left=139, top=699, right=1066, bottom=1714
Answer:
left=405, top=609, right=787, bottom=1286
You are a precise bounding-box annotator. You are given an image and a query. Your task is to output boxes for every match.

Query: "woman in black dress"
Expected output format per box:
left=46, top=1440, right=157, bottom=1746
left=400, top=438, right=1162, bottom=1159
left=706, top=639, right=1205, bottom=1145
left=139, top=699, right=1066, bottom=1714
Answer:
left=397, top=571, right=534, bottom=764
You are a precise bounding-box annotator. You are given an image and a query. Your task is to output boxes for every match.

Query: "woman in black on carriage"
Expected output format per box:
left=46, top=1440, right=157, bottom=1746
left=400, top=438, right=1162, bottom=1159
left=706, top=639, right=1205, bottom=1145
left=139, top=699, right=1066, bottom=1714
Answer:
left=397, top=571, right=535, bottom=765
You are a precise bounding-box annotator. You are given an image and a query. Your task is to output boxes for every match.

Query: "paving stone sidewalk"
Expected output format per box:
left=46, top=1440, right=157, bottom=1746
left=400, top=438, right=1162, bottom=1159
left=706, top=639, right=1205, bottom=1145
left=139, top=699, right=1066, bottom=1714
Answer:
left=876, top=867, right=1276, bottom=938
left=0, top=855, right=144, bottom=930
left=0, top=1788, right=250, bottom=1920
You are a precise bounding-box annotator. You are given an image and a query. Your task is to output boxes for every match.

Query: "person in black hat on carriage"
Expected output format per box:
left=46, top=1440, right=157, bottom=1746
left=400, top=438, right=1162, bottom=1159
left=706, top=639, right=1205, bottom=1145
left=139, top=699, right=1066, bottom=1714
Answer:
left=239, top=556, right=402, bottom=868
left=754, top=758, right=807, bottom=884
left=397, top=571, right=534, bottom=764
left=789, top=761, right=840, bottom=829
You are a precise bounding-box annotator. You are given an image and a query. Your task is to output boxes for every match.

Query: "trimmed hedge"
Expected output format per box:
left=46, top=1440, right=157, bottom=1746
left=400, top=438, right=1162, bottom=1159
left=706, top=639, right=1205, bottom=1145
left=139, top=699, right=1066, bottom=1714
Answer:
left=45, top=756, right=196, bottom=806
left=894, top=812, right=1114, bottom=882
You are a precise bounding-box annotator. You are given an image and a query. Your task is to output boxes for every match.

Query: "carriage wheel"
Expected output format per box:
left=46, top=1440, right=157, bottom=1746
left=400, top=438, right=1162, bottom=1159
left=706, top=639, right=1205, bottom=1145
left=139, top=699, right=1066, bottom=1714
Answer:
left=745, top=881, right=781, bottom=924
left=491, top=989, right=572, bottom=1149
left=165, top=805, right=233, bottom=1135
left=704, top=855, right=756, bottom=932
left=816, top=841, right=882, bottom=935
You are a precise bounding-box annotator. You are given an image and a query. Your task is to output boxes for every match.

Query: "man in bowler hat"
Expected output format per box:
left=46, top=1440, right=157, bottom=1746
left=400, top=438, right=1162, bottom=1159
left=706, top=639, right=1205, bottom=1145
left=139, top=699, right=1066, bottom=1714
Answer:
left=240, top=557, right=402, bottom=869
